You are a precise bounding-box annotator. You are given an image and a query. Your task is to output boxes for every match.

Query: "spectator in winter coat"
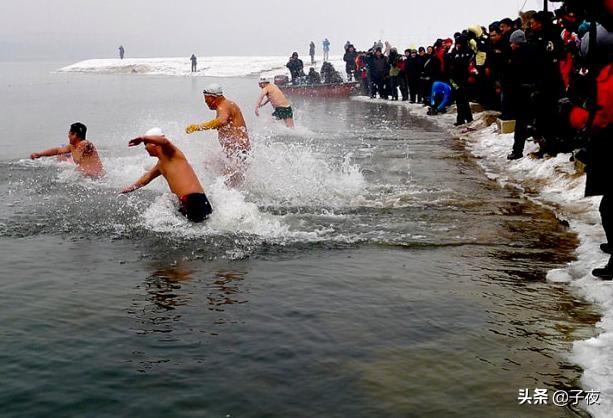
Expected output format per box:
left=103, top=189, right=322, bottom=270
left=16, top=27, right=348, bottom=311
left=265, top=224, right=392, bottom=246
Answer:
left=405, top=49, right=424, bottom=103
left=286, top=52, right=305, bottom=84
left=506, top=30, right=542, bottom=160
left=323, top=38, right=331, bottom=61
left=306, top=67, right=322, bottom=84
left=388, top=48, right=402, bottom=100
left=448, top=35, right=475, bottom=125
left=370, top=48, right=390, bottom=99
left=309, top=41, right=316, bottom=64
left=428, top=81, right=452, bottom=114
left=343, top=45, right=359, bottom=81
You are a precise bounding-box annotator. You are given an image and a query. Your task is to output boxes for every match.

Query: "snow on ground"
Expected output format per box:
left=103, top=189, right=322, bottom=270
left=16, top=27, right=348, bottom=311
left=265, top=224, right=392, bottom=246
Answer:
left=354, top=96, right=613, bottom=418
left=58, top=56, right=346, bottom=79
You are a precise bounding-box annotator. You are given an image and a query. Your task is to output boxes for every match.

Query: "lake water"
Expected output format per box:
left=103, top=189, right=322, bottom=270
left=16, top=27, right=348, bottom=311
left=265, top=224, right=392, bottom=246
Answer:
left=0, top=61, right=599, bottom=417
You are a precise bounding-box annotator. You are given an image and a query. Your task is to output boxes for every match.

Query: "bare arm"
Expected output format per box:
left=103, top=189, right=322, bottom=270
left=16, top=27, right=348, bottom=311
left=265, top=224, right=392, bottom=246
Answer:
left=129, top=135, right=175, bottom=157
left=30, top=145, right=71, bottom=159
left=121, top=162, right=162, bottom=193
left=186, top=107, right=231, bottom=134
left=255, top=90, right=269, bottom=116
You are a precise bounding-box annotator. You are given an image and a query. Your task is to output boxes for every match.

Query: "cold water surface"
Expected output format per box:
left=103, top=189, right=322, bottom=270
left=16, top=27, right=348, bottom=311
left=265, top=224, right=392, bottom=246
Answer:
left=0, top=62, right=598, bottom=417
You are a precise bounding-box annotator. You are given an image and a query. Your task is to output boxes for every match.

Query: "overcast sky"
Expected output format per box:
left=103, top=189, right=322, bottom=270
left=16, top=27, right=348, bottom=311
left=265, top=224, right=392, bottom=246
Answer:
left=0, top=0, right=553, bottom=61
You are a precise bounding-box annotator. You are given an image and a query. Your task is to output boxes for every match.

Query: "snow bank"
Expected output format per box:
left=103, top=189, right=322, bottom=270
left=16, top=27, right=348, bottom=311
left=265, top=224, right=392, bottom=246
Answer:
left=58, top=56, right=346, bottom=79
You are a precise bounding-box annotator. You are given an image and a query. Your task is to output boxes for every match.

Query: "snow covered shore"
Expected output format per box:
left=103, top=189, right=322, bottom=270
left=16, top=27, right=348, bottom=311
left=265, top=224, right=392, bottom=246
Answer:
left=58, top=56, right=345, bottom=78
left=354, top=96, right=612, bottom=418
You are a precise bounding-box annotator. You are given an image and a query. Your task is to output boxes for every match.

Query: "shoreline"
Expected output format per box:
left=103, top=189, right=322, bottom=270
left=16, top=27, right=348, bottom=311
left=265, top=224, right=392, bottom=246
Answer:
left=353, top=95, right=611, bottom=418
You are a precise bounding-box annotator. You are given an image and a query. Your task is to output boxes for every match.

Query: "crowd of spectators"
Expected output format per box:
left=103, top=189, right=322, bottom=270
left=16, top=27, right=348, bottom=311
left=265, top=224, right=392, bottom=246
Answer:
left=342, top=0, right=612, bottom=278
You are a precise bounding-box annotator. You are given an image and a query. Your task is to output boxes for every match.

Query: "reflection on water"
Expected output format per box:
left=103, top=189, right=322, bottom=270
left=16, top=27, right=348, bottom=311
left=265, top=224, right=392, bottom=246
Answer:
left=207, top=270, right=248, bottom=311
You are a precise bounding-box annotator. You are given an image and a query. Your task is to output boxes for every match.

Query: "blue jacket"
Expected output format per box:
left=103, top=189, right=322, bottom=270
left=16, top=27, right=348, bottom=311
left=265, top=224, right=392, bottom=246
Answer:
left=431, top=81, right=452, bottom=111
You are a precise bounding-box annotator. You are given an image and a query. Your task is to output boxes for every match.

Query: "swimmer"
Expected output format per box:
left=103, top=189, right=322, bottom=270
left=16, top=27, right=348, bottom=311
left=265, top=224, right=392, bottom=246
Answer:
left=29, top=122, right=104, bottom=178
left=186, top=83, right=250, bottom=186
left=121, top=128, right=212, bottom=223
left=255, top=77, right=295, bottom=128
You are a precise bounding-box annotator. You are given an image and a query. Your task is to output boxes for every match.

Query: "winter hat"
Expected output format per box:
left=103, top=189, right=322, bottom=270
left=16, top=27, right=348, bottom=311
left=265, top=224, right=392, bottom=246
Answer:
left=510, top=30, right=527, bottom=44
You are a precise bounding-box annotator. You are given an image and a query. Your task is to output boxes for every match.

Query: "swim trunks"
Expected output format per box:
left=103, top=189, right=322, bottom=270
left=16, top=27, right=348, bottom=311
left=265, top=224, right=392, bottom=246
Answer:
left=179, top=193, right=213, bottom=223
left=272, top=106, right=293, bottom=120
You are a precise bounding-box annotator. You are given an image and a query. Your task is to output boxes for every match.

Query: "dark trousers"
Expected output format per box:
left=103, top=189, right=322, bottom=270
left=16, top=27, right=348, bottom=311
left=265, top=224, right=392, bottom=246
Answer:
left=454, top=86, right=473, bottom=125
left=389, top=76, right=399, bottom=100
left=601, top=193, right=613, bottom=245
left=408, top=78, right=420, bottom=102
left=398, top=76, right=408, bottom=100
left=422, top=78, right=433, bottom=104
left=191, top=63, right=196, bottom=72
left=371, top=76, right=387, bottom=99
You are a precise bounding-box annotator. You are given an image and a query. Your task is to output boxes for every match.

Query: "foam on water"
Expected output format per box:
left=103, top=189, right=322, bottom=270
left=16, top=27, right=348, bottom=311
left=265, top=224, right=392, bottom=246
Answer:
left=25, top=127, right=368, bottom=245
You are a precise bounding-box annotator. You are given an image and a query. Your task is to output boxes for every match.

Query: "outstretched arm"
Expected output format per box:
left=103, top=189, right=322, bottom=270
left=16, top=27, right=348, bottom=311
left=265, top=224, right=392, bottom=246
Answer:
left=255, top=91, right=269, bottom=116
left=129, top=135, right=175, bottom=157
left=186, top=107, right=231, bottom=134
left=30, top=145, right=71, bottom=159
left=121, top=162, right=161, bottom=194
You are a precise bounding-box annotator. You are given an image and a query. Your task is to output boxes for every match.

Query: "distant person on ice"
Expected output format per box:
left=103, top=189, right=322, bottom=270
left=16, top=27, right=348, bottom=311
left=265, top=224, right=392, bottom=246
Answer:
left=186, top=83, right=251, bottom=186
left=255, top=77, right=294, bottom=128
left=119, top=45, right=125, bottom=60
left=323, top=38, right=330, bottom=61
left=30, top=122, right=105, bottom=178
left=309, top=41, right=316, bottom=65
left=121, top=128, right=212, bottom=223
left=190, top=54, right=197, bottom=72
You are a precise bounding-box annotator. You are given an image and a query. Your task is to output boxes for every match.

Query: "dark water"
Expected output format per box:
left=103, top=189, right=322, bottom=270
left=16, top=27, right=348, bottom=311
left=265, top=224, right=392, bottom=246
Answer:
left=0, top=62, right=598, bottom=417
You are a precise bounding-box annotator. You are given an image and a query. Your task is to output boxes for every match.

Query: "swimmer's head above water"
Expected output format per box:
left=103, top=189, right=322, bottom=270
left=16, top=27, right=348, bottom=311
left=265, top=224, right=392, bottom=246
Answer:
left=142, top=127, right=166, bottom=156
left=203, top=83, right=224, bottom=110
left=258, top=76, right=271, bottom=88
left=68, top=122, right=87, bottom=145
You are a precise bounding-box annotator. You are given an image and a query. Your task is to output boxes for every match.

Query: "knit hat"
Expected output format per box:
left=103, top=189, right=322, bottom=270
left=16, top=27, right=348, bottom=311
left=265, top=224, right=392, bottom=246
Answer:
left=510, top=30, right=527, bottom=44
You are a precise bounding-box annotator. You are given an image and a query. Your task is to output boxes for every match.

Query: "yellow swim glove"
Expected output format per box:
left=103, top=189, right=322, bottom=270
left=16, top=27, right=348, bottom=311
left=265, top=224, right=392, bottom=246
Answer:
left=186, top=124, right=201, bottom=134
left=185, top=119, right=222, bottom=134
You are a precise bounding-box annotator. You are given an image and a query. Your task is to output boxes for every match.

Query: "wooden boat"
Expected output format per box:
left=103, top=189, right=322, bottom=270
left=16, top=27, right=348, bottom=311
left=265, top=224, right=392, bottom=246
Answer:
left=278, top=82, right=359, bottom=98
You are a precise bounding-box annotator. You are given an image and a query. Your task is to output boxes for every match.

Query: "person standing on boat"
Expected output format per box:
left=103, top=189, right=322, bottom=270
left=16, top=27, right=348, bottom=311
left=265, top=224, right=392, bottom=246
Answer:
left=323, top=38, right=331, bottom=61
left=343, top=44, right=358, bottom=81
left=286, top=52, right=304, bottom=84
left=255, top=77, right=294, bottom=128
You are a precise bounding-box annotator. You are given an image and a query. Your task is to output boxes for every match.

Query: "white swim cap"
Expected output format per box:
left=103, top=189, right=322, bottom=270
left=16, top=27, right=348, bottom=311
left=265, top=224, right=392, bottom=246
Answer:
left=259, top=76, right=271, bottom=83
left=202, top=83, right=223, bottom=96
left=145, top=127, right=165, bottom=137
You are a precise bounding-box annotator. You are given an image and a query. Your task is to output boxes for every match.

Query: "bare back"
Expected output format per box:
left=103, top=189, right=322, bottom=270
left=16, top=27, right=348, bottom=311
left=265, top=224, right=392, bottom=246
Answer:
left=71, top=141, right=105, bottom=177
left=157, top=148, right=204, bottom=197
left=216, top=99, right=250, bottom=155
left=263, top=84, right=290, bottom=108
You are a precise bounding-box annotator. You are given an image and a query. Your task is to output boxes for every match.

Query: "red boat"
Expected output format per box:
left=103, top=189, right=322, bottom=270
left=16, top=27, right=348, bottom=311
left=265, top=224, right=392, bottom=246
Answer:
left=274, top=76, right=358, bottom=98
left=279, top=82, right=359, bottom=98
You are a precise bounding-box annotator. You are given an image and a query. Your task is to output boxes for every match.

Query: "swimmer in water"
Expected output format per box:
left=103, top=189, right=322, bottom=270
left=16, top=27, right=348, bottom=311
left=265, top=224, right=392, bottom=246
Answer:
left=121, top=128, right=212, bottom=223
left=255, top=77, right=295, bottom=128
left=29, top=122, right=105, bottom=178
left=185, top=83, right=250, bottom=187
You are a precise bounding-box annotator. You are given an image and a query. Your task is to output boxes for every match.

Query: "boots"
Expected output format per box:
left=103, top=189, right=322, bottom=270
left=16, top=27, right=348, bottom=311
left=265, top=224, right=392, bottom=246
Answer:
left=593, top=258, right=613, bottom=280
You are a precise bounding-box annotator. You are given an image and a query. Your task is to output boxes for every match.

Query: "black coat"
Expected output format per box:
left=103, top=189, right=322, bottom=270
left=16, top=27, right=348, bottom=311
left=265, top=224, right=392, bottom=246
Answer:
left=371, top=55, right=390, bottom=78
left=343, top=50, right=358, bottom=72
left=405, top=56, right=424, bottom=80
left=286, top=58, right=304, bottom=79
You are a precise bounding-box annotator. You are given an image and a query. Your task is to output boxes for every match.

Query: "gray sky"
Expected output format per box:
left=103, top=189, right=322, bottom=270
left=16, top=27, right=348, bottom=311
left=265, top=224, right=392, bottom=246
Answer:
left=0, top=0, right=553, bottom=61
